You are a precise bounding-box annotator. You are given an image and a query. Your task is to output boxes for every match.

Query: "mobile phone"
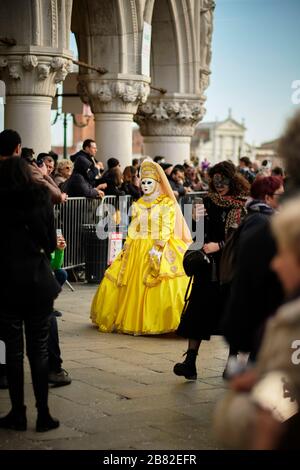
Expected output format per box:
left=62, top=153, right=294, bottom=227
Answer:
left=56, top=229, right=62, bottom=237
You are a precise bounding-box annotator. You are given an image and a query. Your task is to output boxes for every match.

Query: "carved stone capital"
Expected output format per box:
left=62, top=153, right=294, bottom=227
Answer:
left=135, top=96, right=206, bottom=137
left=77, top=75, right=151, bottom=114
left=0, top=54, right=72, bottom=97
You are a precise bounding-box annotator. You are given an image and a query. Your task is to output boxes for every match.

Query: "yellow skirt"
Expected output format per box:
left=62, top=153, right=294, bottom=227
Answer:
left=90, top=238, right=189, bottom=335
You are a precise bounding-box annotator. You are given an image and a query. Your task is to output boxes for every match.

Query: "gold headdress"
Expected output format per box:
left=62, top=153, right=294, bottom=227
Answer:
left=140, top=158, right=192, bottom=245
left=140, top=160, right=161, bottom=183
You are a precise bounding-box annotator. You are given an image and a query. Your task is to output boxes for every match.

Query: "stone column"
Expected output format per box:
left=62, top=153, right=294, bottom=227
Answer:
left=78, top=74, right=150, bottom=168
left=136, top=95, right=205, bottom=165
left=0, top=54, right=72, bottom=154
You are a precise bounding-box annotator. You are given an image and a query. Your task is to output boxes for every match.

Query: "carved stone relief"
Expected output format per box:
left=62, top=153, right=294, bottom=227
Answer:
left=136, top=98, right=206, bottom=137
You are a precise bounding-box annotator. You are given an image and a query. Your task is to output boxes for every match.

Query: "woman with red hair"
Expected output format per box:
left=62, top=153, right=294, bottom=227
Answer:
left=250, top=176, right=283, bottom=207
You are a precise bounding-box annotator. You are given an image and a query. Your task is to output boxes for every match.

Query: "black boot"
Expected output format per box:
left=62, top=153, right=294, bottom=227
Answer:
left=173, top=350, right=198, bottom=380
left=36, top=407, right=60, bottom=432
left=0, top=406, right=27, bottom=431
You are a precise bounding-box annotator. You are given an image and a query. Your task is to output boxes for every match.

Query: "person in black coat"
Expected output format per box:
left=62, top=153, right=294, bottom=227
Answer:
left=64, top=156, right=106, bottom=198
left=70, top=139, right=102, bottom=185
left=173, top=161, right=249, bottom=380
left=222, top=176, right=285, bottom=362
left=0, top=149, right=61, bottom=432
left=102, top=166, right=126, bottom=197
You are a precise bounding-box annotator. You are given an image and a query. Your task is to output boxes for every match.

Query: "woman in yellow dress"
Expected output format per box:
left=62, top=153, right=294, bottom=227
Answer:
left=90, top=159, right=192, bottom=335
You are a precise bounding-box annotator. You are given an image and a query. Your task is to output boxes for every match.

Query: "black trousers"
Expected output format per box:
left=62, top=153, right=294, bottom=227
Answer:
left=0, top=314, right=62, bottom=377
left=0, top=301, right=52, bottom=412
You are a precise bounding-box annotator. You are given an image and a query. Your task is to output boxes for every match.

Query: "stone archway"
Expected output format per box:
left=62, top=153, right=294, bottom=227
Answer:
left=0, top=0, right=214, bottom=164
left=71, top=0, right=151, bottom=168
left=136, top=0, right=214, bottom=164
left=0, top=0, right=73, bottom=154
left=71, top=0, right=214, bottom=167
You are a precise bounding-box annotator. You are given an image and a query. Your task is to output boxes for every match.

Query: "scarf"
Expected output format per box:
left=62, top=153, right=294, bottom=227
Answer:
left=246, top=199, right=274, bottom=216
left=208, top=191, right=248, bottom=235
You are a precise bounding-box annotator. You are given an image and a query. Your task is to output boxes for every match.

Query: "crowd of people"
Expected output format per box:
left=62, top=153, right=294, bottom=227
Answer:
left=1, top=109, right=300, bottom=448
left=14, top=137, right=288, bottom=207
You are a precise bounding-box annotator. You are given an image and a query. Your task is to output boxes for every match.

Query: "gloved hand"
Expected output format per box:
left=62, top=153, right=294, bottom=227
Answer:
left=149, top=246, right=162, bottom=261
left=149, top=246, right=163, bottom=277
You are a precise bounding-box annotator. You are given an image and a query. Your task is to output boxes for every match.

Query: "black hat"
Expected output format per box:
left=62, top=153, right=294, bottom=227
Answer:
left=160, top=162, right=173, bottom=171
left=107, top=157, right=120, bottom=169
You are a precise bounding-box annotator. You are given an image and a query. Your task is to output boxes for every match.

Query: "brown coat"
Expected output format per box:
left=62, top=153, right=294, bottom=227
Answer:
left=29, top=163, right=62, bottom=204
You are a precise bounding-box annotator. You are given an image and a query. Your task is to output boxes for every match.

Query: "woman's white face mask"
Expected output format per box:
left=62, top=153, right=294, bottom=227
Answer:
left=141, top=178, right=157, bottom=195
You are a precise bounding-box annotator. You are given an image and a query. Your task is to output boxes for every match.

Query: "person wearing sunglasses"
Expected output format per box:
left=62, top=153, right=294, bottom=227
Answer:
left=54, top=159, right=73, bottom=190
left=174, top=161, right=250, bottom=381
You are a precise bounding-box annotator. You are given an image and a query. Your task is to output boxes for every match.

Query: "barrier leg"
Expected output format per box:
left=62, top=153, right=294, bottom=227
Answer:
left=65, top=280, right=75, bottom=292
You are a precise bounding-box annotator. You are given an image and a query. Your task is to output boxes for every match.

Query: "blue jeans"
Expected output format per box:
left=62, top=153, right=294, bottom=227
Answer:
left=54, top=269, right=68, bottom=287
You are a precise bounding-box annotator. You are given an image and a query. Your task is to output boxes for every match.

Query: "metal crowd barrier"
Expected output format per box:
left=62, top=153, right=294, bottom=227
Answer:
left=54, top=193, right=205, bottom=277
left=54, top=195, right=132, bottom=271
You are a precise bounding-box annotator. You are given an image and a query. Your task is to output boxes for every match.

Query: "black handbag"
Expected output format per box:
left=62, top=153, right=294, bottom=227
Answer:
left=183, top=249, right=210, bottom=277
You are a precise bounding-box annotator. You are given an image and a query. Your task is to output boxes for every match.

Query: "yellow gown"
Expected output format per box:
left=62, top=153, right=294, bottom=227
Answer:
left=90, top=194, right=190, bottom=335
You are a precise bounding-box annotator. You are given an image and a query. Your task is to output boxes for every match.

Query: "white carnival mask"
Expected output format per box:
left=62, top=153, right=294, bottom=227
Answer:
left=141, top=178, right=157, bottom=195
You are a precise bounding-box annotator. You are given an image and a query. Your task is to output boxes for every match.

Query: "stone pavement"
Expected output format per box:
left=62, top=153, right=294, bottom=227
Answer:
left=0, top=283, right=229, bottom=450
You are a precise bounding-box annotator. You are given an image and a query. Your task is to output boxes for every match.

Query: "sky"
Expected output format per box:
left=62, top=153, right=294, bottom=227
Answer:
left=205, top=0, right=300, bottom=146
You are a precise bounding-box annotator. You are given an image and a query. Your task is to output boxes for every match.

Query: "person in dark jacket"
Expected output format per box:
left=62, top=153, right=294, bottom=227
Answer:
left=64, top=155, right=106, bottom=198
left=98, top=157, right=121, bottom=187
left=70, top=139, right=102, bottom=186
left=222, top=176, right=285, bottom=362
left=0, top=141, right=61, bottom=432
left=173, top=161, right=249, bottom=380
left=121, top=165, right=141, bottom=200
left=103, top=166, right=126, bottom=197
left=169, top=166, right=188, bottom=199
